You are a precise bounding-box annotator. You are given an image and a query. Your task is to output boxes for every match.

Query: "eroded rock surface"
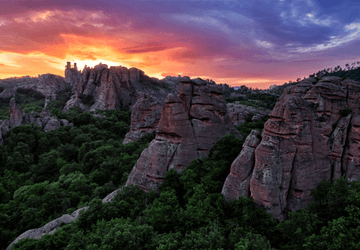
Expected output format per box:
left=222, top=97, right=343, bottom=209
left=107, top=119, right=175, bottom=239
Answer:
left=222, top=77, right=360, bottom=220
left=25, top=74, right=70, bottom=100
left=222, top=130, right=261, bottom=200
left=123, top=93, right=162, bottom=144
left=6, top=207, right=88, bottom=250
left=126, top=79, right=242, bottom=192
left=227, top=103, right=270, bottom=126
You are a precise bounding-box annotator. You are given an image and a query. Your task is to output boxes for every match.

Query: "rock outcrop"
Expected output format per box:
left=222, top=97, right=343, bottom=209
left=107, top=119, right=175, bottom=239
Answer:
left=6, top=207, right=88, bottom=250
left=9, top=97, right=25, bottom=128
left=64, top=62, right=81, bottom=87
left=227, top=103, right=270, bottom=126
left=64, top=62, right=181, bottom=113
left=64, top=63, right=144, bottom=111
left=222, top=130, right=261, bottom=200
left=126, top=79, right=242, bottom=192
left=0, top=87, right=16, bottom=98
left=24, top=74, right=70, bottom=100
left=222, top=76, right=360, bottom=220
left=0, top=99, right=71, bottom=144
left=122, top=93, right=162, bottom=144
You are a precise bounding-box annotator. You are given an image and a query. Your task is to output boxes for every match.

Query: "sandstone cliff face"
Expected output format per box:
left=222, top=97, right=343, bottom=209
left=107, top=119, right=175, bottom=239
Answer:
left=122, top=93, right=162, bottom=144
left=222, top=77, right=360, bottom=220
left=64, top=64, right=145, bottom=111
left=64, top=63, right=181, bottom=113
left=126, top=79, right=242, bottom=192
left=227, top=103, right=270, bottom=126
left=222, top=130, right=261, bottom=200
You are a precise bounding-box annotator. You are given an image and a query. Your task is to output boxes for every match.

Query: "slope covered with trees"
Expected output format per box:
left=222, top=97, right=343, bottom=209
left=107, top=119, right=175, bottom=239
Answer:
left=1, top=107, right=360, bottom=249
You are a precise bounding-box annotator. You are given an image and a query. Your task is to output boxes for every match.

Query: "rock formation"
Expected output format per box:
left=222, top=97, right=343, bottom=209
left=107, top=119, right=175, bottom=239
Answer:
left=65, top=61, right=81, bottom=87
left=126, top=78, right=242, bottom=192
left=64, top=63, right=144, bottom=111
left=6, top=207, right=88, bottom=250
left=227, top=103, right=270, bottom=126
left=0, top=99, right=71, bottom=144
left=122, top=93, right=162, bottom=144
left=0, top=87, right=16, bottom=98
left=9, top=97, right=25, bottom=128
left=64, top=62, right=180, bottom=112
left=222, top=76, right=360, bottom=220
left=24, top=74, right=70, bottom=100
left=222, top=130, right=261, bottom=200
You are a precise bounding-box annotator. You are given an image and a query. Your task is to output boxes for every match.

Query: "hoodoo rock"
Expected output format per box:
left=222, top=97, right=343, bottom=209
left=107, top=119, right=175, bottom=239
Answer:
left=222, top=76, right=360, bottom=220
left=9, top=97, right=25, bottom=128
left=126, top=79, right=242, bottom=192
left=122, top=93, right=162, bottom=144
left=65, top=61, right=81, bottom=87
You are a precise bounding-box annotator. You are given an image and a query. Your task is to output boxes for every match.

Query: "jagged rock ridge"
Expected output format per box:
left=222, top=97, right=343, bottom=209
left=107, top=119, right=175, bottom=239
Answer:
left=126, top=78, right=242, bottom=192
left=64, top=62, right=178, bottom=112
left=222, top=76, right=360, bottom=220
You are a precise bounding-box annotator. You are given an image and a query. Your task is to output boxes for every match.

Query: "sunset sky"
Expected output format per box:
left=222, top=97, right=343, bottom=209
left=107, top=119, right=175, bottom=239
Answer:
left=0, top=0, right=360, bottom=89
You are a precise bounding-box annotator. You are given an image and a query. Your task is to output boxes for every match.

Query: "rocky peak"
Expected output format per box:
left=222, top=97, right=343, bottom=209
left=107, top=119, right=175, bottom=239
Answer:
left=126, top=79, right=242, bottom=192
left=222, top=76, right=360, bottom=220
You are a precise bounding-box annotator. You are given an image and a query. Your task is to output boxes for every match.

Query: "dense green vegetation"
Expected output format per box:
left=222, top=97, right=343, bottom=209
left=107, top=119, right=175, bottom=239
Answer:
left=1, top=78, right=360, bottom=249
left=46, top=86, right=73, bottom=111
left=0, top=108, right=157, bottom=249
left=226, top=92, right=277, bottom=110
left=0, top=88, right=45, bottom=120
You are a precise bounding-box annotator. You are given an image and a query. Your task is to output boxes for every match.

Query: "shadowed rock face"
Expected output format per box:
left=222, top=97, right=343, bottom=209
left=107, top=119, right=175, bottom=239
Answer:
left=222, top=77, right=360, bottom=220
left=122, top=93, right=162, bottom=144
left=227, top=103, right=270, bottom=126
left=31, top=74, right=70, bottom=100
left=64, top=64, right=145, bottom=111
left=126, top=79, right=242, bottom=192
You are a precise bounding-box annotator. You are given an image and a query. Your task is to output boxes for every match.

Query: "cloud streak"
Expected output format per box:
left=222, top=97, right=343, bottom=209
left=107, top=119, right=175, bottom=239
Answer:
left=0, top=0, right=359, bottom=88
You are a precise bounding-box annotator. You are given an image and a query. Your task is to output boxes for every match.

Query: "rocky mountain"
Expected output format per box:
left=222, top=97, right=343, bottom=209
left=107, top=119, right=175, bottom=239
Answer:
left=222, top=76, right=360, bottom=220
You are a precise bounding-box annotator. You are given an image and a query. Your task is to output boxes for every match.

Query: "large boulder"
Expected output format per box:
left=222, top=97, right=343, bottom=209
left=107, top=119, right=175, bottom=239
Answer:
left=222, top=77, right=360, bottom=220
left=6, top=207, right=88, bottom=250
left=126, top=79, right=242, bottom=192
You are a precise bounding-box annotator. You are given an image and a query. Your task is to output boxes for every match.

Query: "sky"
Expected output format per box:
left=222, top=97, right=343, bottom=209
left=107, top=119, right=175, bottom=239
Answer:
left=0, top=0, right=360, bottom=89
